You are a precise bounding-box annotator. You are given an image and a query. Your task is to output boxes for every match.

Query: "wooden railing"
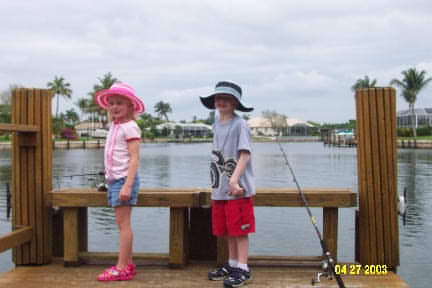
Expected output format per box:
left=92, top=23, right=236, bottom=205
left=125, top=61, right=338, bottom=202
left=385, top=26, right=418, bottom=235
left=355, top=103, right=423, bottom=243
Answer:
left=46, top=187, right=356, bottom=267
left=0, top=88, right=53, bottom=266
left=1, top=87, right=399, bottom=272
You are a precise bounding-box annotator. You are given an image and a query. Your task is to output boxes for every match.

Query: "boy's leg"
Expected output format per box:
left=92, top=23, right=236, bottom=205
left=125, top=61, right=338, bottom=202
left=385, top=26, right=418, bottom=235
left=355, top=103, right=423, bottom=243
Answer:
left=227, top=236, right=239, bottom=267
left=115, top=205, right=133, bottom=269
left=235, top=235, right=249, bottom=268
left=224, top=198, right=255, bottom=287
left=209, top=201, right=235, bottom=281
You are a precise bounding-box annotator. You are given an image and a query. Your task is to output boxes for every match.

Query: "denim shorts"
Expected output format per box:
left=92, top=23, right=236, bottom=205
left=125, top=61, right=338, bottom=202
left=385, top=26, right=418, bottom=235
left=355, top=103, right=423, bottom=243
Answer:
left=107, top=175, right=140, bottom=207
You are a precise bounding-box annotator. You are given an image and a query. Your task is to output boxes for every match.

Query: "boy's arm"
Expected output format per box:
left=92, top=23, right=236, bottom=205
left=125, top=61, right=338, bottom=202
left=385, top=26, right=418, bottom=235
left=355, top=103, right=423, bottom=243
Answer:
left=119, top=140, right=140, bottom=200
left=228, top=150, right=250, bottom=196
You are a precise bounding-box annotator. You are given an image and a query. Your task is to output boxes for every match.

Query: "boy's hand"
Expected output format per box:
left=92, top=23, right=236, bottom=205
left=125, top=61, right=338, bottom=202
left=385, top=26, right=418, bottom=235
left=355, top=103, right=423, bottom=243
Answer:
left=228, top=180, right=245, bottom=196
left=119, top=185, right=131, bottom=201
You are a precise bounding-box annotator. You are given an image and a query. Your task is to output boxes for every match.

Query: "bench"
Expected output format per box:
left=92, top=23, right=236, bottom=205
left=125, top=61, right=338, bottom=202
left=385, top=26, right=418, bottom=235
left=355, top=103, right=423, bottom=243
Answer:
left=46, top=188, right=356, bottom=267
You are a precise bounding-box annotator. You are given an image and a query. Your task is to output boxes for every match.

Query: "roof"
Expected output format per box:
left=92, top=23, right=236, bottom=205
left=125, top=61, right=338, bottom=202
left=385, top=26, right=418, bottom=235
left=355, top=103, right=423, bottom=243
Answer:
left=156, top=122, right=212, bottom=130
left=397, top=108, right=432, bottom=116
left=74, top=121, right=104, bottom=130
left=248, top=116, right=313, bottom=128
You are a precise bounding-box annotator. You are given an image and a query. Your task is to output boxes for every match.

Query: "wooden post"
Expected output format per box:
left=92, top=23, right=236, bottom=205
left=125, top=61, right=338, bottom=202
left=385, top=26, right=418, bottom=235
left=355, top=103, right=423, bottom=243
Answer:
left=63, top=208, right=79, bottom=266
left=323, top=207, right=338, bottom=262
left=355, top=88, right=399, bottom=268
left=216, top=237, right=228, bottom=266
left=169, top=208, right=189, bottom=267
left=189, top=208, right=217, bottom=260
left=12, top=88, right=52, bottom=265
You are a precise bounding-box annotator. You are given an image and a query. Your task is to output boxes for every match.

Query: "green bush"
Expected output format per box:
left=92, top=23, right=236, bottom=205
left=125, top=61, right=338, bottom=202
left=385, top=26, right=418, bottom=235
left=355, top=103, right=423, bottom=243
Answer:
left=142, top=130, right=155, bottom=139
left=397, top=128, right=412, bottom=137
left=416, top=126, right=432, bottom=137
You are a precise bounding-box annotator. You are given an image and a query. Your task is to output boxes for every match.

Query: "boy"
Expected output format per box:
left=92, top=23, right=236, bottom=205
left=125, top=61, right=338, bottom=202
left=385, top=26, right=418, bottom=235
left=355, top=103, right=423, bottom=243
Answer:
left=200, top=81, right=256, bottom=287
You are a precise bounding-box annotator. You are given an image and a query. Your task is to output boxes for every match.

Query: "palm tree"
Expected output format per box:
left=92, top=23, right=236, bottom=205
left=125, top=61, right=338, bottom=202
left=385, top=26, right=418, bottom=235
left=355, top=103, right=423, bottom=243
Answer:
left=390, top=68, right=432, bottom=137
left=351, top=75, right=377, bottom=91
left=64, top=108, right=79, bottom=125
left=76, top=98, right=90, bottom=120
left=88, top=72, right=118, bottom=126
left=154, top=101, right=172, bottom=122
left=47, top=76, right=72, bottom=119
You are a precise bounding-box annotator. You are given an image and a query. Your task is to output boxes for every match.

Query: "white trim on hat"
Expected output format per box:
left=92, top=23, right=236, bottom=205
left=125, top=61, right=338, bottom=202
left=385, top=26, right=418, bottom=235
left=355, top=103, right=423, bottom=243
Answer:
left=213, top=86, right=242, bottom=99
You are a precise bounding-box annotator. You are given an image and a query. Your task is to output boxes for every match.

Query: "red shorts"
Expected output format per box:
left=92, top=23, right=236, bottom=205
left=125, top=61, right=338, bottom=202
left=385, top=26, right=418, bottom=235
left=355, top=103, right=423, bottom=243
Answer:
left=212, top=197, right=255, bottom=237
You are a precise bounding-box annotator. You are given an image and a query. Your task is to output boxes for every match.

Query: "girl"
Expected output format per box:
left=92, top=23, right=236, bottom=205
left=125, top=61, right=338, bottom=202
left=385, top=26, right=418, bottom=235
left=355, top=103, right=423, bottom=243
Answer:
left=94, top=82, right=145, bottom=281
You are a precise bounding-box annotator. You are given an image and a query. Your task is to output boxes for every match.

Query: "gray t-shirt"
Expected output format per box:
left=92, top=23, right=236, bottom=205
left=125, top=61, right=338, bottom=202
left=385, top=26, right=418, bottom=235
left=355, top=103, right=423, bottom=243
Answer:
left=210, top=115, right=256, bottom=200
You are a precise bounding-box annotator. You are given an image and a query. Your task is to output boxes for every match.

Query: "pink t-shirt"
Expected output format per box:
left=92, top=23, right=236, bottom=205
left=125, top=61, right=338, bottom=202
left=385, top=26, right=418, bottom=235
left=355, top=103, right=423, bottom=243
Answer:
left=104, top=120, right=141, bottom=180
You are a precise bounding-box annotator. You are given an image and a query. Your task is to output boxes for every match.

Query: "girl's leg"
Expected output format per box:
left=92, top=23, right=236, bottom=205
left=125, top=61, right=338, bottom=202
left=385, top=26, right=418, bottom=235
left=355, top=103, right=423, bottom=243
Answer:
left=129, top=207, right=133, bottom=265
left=115, top=205, right=133, bottom=269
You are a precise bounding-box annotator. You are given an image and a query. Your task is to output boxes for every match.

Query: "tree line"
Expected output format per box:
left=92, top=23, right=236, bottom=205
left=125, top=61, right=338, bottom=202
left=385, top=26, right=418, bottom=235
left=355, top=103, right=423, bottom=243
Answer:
left=0, top=67, right=430, bottom=139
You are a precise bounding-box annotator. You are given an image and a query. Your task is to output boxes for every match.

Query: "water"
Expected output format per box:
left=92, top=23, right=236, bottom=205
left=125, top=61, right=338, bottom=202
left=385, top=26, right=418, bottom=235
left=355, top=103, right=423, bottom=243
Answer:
left=0, top=142, right=430, bottom=287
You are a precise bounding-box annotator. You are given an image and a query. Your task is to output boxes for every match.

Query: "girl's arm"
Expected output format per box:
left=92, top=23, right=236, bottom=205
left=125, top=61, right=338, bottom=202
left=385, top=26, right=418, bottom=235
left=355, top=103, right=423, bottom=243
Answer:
left=228, top=150, right=250, bottom=196
left=119, top=140, right=140, bottom=201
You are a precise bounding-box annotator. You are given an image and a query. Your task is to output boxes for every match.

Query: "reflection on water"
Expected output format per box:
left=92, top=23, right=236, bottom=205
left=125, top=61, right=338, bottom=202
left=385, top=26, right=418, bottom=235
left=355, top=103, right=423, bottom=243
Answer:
left=91, top=207, right=116, bottom=234
left=0, top=144, right=430, bottom=287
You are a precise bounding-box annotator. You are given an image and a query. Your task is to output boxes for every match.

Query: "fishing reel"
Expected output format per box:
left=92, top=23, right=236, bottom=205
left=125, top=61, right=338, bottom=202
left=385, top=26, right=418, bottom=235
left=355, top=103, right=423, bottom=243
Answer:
left=311, top=259, right=332, bottom=285
left=97, top=182, right=108, bottom=192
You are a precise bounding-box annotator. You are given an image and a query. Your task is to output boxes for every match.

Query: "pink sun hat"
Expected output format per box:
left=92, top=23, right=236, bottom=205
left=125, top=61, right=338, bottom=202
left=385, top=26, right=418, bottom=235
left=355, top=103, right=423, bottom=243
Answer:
left=95, top=82, right=145, bottom=115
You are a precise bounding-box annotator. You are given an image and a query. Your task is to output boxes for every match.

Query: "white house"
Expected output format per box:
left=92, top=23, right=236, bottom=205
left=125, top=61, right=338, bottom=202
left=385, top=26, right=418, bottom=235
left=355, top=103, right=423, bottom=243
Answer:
left=247, top=116, right=314, bottom=136
left=397, top=108, right=432, bottom=128
left=156, top=122, right=212, bottom=137
left=75, top=121, right=105, bottom=137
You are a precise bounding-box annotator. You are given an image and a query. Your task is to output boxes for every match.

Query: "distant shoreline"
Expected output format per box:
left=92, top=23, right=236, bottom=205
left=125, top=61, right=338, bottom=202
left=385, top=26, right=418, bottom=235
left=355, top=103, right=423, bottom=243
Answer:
left=0, top=137, right=428, bottom=150
left=0, top=137, right=320, bottom=150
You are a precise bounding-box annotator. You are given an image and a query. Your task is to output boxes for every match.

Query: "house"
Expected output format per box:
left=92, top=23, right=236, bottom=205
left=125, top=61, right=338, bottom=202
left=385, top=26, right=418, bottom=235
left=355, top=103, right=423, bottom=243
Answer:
left=247, top=116, right=314, bottom=136
left=397, top=108, right=432, bottom=128
left=155, top=122, right=212, bottom=137
left=247, top=117, right=277, bottom=136
left=74, top=121, right=105, bottom=137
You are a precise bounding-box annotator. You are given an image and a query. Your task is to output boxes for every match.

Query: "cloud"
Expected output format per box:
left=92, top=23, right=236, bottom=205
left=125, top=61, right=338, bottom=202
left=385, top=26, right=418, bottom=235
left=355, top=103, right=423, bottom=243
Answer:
left=1, top=0, right=432, bottom=123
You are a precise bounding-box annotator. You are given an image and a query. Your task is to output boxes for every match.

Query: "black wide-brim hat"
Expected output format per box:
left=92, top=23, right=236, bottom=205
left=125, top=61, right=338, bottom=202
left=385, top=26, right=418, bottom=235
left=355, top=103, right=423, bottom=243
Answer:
left=200, top=81, right=254, bottom=112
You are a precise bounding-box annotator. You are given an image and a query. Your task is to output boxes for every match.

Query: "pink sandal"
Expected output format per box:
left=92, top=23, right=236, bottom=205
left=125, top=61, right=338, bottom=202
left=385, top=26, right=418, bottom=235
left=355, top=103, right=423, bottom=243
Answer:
left=97, top=265, right=133, bottom=281
left=127, top=263, right=136, bottom=276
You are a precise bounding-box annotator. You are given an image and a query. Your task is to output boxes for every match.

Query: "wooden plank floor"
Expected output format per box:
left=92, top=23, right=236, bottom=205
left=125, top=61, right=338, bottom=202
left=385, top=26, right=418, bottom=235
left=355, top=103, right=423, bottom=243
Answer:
left=0, top=262, right=408, bottom=288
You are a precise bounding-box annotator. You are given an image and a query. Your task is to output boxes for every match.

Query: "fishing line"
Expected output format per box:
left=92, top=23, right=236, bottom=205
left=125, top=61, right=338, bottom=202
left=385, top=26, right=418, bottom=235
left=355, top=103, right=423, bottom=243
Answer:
left=277, top=139, right=345, bottom=288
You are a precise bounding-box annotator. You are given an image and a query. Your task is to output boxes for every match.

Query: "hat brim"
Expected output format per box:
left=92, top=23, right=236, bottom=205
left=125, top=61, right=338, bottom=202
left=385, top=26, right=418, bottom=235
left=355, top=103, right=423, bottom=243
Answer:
left=200, top=93, right=254, bottom=112
left=95, top=88, right=145, bottom=115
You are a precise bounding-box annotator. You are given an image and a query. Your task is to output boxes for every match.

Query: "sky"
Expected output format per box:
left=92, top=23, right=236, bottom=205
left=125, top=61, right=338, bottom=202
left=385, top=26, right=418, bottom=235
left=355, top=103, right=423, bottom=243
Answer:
left=1, top=0, right=432, bottom=123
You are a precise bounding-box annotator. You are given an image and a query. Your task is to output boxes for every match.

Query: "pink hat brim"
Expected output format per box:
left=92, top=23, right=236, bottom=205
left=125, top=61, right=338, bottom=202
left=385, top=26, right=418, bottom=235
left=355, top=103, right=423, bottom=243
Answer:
left=95, top=87, right=145, bottom=115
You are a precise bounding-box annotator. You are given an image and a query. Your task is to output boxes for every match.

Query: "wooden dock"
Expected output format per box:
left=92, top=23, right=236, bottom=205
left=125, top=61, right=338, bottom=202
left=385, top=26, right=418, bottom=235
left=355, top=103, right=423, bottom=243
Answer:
left=0, top=87, right=409, bottom=287
left=0, top=261, right=408, bottom=288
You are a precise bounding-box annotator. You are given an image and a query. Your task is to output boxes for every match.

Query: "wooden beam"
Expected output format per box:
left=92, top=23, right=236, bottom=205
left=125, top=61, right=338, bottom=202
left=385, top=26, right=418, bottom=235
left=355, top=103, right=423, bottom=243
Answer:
left=169, top=208, right=188, bottom=268
left=47, top=188, right=356, bottom=208
left=216, top=237, right=228, bottom=266
left=79, top=252, right=169, bottom=263
left=249, top=255, right=323, bottom=266
left=0, top=226, right=33, bottom=253
left=0, top=124, right=39, bottom=133
left=47, top=188, right=201, bottom=207
left=63, top=208, right=79, bottom=266
left=323, top=207, right=338, bottom=262
left=200, top=188, right=356, bottom=207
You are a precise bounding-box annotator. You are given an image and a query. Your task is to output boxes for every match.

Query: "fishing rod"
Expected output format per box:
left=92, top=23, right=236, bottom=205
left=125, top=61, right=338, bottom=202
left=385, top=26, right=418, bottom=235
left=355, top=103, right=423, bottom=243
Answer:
left=277, top=139, right=345, bottom=288
left=55, top=171, right=105, bottom=178
left=53, top=171, right=107, bottom=191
